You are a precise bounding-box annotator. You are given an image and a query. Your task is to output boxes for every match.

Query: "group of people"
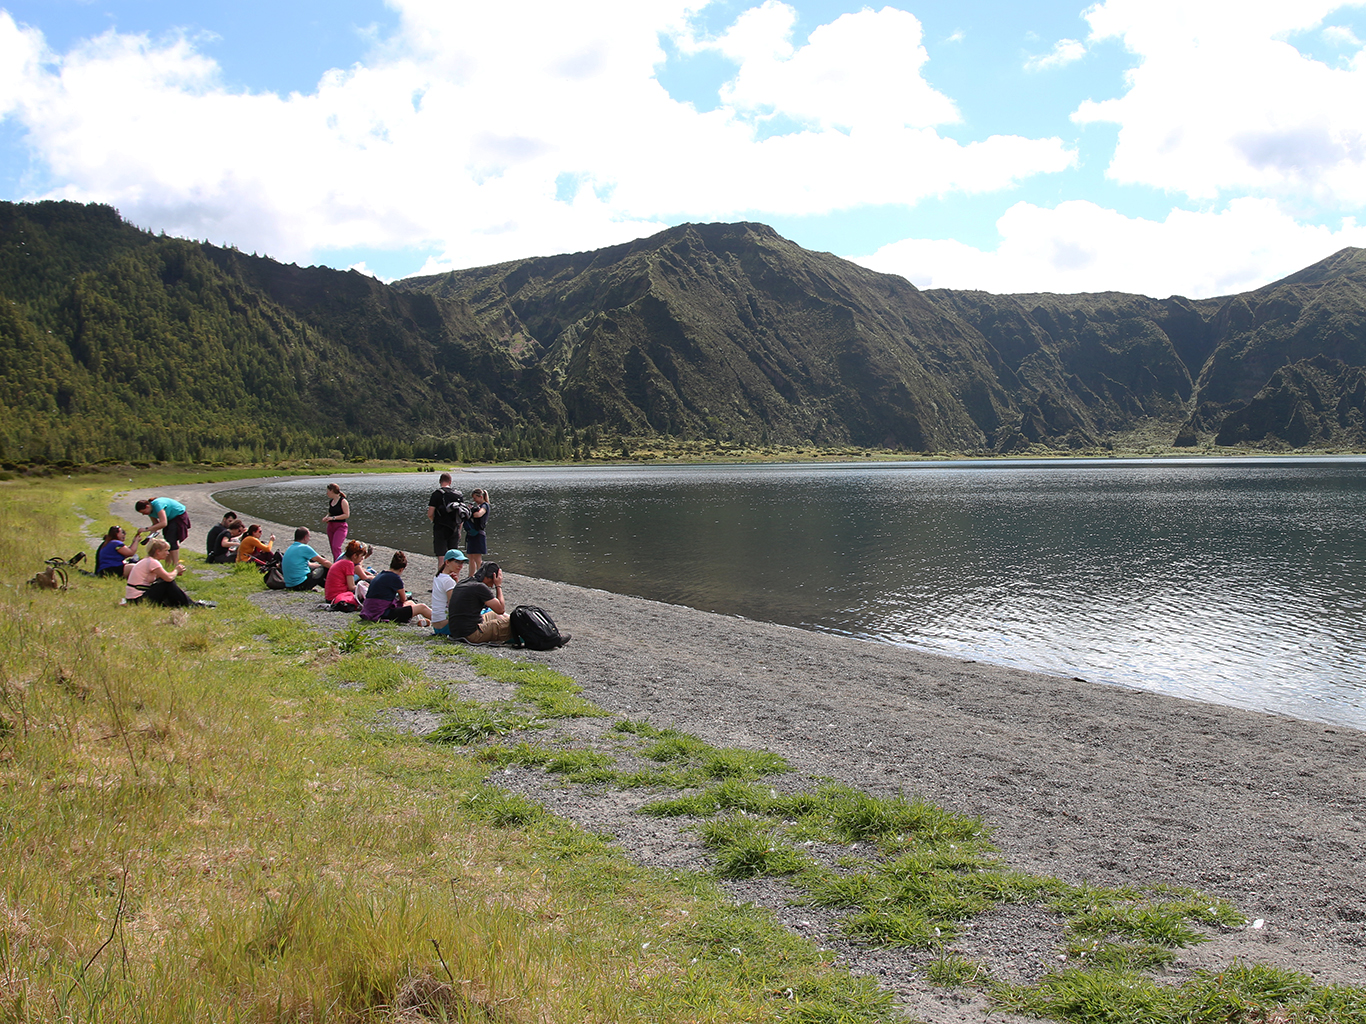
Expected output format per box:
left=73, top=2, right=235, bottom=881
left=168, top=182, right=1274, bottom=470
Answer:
left=109, top=475, right=523, bottom=645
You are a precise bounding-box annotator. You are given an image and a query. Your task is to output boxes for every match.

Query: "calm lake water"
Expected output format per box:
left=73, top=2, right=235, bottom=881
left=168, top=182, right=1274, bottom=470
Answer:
left=223, top=459, right=1366, bottom=729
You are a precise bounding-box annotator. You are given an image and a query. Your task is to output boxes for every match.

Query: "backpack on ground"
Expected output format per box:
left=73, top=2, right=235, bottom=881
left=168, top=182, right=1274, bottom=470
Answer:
left=263, top=564, right=285, bottom=590
left=510, top=605, right=570, bottom=650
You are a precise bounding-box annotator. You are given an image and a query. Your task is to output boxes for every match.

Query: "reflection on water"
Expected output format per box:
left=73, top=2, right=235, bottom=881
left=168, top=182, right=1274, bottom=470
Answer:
left=223, top=458, right=1366, bottom=729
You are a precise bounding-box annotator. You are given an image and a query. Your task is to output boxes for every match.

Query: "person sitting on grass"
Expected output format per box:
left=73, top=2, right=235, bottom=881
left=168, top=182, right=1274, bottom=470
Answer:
left=207, top=520, right=246, bottom=564
left=95, top=525, right=139, bottom=579
left=360, top=550, right=431, bottom=626
left=446, top=562, right=511, bottom=645
left=282, top=527, right=331, bottom=591
left=324, top=539, right=377, bottom=612
left=429, top=548, right=469, bottom=635
left=123, top=538, right=213, bottom=607
left=235, top=524, right=276, bottom=565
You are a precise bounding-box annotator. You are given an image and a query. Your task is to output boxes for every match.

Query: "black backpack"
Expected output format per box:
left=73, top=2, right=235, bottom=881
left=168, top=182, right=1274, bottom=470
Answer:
left=510, top=605, right=569, bottom=650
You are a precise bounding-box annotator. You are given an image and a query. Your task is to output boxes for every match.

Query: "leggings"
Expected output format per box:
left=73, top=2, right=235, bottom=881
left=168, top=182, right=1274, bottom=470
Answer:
left=326, top=521, right=349, bottom=560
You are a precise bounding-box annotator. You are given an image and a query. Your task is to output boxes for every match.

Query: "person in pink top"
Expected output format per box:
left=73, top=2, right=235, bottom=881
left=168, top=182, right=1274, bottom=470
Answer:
left=324, top=539, right=375, bottom=611
left=124, top=539, right=213, bottom=607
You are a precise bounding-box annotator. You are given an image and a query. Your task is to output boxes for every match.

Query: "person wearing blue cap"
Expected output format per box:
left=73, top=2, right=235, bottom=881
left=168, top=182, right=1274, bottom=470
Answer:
left=429, top=548, right=468, bottom=636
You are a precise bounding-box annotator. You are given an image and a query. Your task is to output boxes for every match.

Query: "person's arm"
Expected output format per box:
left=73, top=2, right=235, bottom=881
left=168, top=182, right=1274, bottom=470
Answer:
left=116, top=543, right=136, bottom=557
left=426, top=502, right=436, bottom=522
left=337, top=498, right=349, bottom=521
left=147, top=510, right=169, bottom=531
left=483, top=573, right=506, bottom=615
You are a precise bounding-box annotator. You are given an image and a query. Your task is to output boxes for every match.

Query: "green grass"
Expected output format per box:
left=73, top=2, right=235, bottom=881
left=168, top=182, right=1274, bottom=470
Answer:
left=1, top=474, right=900, bottom=1024
left=453, top=647, right=608, bottom=718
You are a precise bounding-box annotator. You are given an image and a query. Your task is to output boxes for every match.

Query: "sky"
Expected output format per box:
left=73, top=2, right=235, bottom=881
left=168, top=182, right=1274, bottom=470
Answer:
left=3, top=0, right=1366, bottom=298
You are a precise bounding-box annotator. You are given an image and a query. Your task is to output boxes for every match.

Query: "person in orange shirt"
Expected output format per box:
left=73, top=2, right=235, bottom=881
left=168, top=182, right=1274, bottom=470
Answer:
left=236, top=523, right=277, bottom=564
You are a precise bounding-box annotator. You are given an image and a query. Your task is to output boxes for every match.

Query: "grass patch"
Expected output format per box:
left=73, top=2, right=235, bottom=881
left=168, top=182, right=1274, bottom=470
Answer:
left=425, top=700, right=535, bottom=744
left=454, top=647, right=608, bottom=718
left=480, top=741, right=619, bottom=785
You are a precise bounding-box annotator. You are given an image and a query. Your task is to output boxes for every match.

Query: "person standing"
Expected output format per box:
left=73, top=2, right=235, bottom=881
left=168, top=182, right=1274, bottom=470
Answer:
left=134, top=496, right=191, bottom=568
left=464, top=488, right=490, bottom=580
left=282, top=527, right=332, bottom=591
left=446, top=561, right=511, bottom=644
left=323, top=483, right=350, bottom=560
left=429, top=548, right=468, bottom=636
left=427, top=472, right=464, bottom=573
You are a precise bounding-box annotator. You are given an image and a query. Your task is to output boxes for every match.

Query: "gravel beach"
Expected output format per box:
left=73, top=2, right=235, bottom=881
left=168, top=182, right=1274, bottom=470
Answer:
left=112, top=478, right=1366, bottom=1023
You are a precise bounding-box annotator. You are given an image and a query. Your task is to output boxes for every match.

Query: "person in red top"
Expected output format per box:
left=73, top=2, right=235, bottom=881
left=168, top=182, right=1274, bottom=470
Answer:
left=324, top=539, right=376, bottom=611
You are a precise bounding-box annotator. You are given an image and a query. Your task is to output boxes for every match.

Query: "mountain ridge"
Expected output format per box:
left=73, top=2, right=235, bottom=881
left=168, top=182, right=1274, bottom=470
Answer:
left=3, top=199, right=1365, bottom=462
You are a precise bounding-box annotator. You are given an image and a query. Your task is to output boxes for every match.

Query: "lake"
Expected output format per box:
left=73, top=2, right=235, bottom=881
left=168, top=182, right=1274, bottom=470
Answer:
left=222, top=458, right=1366, bottom=729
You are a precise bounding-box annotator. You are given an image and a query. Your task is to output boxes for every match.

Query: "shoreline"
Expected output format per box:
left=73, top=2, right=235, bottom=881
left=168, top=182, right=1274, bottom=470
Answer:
left=111, top=478, right=1366, bottom=1005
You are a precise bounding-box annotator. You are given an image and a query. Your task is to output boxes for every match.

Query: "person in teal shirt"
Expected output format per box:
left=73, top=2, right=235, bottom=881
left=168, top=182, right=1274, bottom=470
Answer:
left=282, top=527, right=332, bottom=590
left=134, top=496, right=191, bottom=568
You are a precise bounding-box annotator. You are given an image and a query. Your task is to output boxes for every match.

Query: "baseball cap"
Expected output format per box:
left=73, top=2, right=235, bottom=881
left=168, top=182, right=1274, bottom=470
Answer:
left=443, top=549, right=468, bottom=562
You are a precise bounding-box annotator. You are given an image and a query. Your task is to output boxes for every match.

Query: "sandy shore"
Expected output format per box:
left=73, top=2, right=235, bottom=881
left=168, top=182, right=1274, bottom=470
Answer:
left=110, top=479, right=1366, bottom=1020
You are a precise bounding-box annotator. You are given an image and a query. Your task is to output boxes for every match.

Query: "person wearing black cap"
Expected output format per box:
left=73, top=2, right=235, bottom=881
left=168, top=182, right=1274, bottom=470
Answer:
left=447, top=561, right=511, bottom=644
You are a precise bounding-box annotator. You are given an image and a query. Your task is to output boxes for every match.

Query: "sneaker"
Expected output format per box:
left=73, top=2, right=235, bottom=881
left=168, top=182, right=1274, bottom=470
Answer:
left=558, top=633, right=571, bottom=647
left=192, top=599, right=217, bottom=608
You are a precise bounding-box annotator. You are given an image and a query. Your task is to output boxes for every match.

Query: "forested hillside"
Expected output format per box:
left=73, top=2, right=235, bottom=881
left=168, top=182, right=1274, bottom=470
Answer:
left=0, top=202, right=571, bottom=464
left=4, top=200, right=1366, bottom=464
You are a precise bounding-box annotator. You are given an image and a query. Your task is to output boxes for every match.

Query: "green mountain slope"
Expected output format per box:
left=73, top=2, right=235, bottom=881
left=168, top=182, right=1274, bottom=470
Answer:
left=5, top=200, right=1366, bottom=462
left=0, top=201, right=555, bottom=463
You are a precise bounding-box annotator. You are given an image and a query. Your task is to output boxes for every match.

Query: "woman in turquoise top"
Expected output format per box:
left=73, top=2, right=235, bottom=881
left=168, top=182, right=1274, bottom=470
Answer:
left=134, top=496, right=191, bottom=568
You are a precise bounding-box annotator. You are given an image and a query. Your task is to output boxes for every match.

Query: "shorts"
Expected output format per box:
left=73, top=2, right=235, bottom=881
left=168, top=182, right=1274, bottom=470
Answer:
left=464, top=531, right=487, bottom=555
left=164, top=513, right=190, bottom=550
left=433, top=524, right=458, bottom=558
left=380, top=603, right=415, bottom=624
left=432, top=623, right=451, bottom=636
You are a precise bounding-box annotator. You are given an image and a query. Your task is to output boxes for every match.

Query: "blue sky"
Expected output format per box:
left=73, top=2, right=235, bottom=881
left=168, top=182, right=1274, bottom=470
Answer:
left=3, top=0, right=1366, bottom=297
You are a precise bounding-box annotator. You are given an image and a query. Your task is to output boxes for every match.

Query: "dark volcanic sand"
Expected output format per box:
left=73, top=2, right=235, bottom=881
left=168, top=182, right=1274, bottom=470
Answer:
left=112, top=480, right=1366, bottom=1023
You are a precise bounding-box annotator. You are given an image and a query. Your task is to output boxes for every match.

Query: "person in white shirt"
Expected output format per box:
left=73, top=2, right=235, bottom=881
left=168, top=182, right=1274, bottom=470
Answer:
left=430, top=548, right=469, bottom=636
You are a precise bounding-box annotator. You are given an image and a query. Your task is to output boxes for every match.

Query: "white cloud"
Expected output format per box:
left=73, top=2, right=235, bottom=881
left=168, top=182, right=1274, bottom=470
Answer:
left=715, top=5, right=961, bottom=129
left=1323, top=24, right=1363, bottom=46
left=1025, top=38, right=1086, bottom=73
left=1075, top=0, right=1366, bottom=204
left=0, top=3, right=1072, bottom=271
left=852, top=198, right=1366, bottom=298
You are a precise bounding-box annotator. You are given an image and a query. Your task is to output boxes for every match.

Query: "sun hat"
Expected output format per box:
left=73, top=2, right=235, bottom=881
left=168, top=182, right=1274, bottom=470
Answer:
left=442, top=549, right=468, bottom=562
